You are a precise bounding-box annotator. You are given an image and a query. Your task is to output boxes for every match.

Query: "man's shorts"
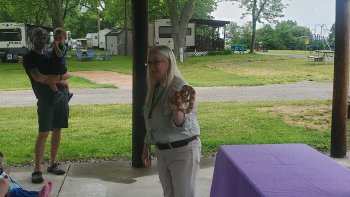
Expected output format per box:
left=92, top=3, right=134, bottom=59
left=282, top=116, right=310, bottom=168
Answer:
left=37, top=92, right=69, bottom=132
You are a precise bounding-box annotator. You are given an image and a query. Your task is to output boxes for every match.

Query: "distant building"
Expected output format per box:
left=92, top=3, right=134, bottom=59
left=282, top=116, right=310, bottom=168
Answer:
left=105, top=29, right=132, bottom=56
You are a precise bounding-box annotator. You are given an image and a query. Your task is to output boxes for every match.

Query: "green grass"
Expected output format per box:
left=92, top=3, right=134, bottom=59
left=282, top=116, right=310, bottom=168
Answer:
left=0, top=62, right=114, bottom=90
left=69, top=76, right=115, bottom=89
left=179, top=54, right=333, bottom=86
left=0, top=53, right=335, bottom=90
left=67, top=56, right=132, bottom=74
left=262, top=50, right=313, bottom=55
left=0, top=101, right=337, bottom=164
left=68, top=53, right=335, bottom=87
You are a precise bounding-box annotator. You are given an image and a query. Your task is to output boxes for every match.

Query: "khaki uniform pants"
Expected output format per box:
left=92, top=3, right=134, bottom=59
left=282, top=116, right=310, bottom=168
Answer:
left=156, top=139, right=201, bottom=197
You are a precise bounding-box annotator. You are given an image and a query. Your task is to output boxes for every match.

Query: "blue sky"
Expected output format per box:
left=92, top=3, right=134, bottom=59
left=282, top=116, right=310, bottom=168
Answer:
left=211, top=0, right=335, bottom=30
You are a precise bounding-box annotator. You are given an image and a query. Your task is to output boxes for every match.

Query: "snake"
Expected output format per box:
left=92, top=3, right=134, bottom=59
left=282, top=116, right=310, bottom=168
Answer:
left=170, top=85, right=196, bottom=114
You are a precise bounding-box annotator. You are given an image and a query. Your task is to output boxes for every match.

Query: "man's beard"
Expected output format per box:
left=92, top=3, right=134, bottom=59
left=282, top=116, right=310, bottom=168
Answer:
left=34, top=43, right=45, bottom=50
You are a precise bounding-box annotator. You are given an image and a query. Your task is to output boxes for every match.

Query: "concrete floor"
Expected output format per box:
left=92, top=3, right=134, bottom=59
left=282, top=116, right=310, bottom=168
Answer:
left=7, top=153, right=350, bottom=197
left=9, top=157, right=215, bottom=197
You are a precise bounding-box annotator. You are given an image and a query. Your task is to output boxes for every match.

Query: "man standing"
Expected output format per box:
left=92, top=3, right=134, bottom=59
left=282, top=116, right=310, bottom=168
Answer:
left=23, top=27, right=70, bottom=183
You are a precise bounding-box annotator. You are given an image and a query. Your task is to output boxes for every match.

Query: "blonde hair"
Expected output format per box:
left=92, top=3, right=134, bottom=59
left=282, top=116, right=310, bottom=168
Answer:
left=145, top=46, right=185, bottom=106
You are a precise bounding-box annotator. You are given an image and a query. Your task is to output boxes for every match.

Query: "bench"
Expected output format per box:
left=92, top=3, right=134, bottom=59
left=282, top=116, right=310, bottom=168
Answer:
left=231, top=45, right=246, bottom=53
left=307, top=55, right=324, bottom=64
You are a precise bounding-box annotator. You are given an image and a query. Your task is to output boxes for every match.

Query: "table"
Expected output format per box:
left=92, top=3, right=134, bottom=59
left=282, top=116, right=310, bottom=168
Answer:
left=315, top=50, right=334, bottom=64
left=210, top=144, right=350, bottom=197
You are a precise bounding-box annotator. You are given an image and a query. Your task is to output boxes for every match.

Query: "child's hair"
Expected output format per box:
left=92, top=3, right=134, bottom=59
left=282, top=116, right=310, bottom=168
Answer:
left=0, top=152, right=3, bottom=158
left=53, top=27, right=66, bottom=40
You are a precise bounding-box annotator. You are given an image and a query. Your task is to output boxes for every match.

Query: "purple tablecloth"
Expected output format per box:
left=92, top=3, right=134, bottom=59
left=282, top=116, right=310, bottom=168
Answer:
left=210, top=144, right=350, bottom=197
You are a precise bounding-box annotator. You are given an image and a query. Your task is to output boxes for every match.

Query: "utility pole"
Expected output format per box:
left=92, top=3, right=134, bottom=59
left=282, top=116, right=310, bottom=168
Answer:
left=331, top=0, right=350, bottom=158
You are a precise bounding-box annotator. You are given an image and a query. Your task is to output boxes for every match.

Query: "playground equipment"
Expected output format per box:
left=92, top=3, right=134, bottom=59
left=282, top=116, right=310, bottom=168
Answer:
left=305, top=24, right=332, bottom=51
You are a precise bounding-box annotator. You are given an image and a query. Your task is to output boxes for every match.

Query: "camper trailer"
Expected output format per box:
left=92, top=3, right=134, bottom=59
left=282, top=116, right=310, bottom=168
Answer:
left=85, top=33, right=99, bottom=48
left=0, top=23, right=52, bottom=61
left=99, top=29, right=111, bottom=49
left=85, top=29, right=110, bottom=49
left=149, top=19, right=195, bottom=50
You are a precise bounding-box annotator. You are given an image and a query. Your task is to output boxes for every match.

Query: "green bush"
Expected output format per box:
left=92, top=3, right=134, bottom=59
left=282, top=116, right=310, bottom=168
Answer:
left=207, top=50, right=233, bottom=56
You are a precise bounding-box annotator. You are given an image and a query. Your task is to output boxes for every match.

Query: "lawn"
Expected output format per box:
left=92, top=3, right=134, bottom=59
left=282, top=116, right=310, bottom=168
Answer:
left=178, top=54, right=333, bottom=86
left=0, top=62, right=114, bottom=90
left=261, top=50, right=311, bottom=55
left=0, top=53, right=335, bottom=90
left=0, top=101, right=340, bottom=165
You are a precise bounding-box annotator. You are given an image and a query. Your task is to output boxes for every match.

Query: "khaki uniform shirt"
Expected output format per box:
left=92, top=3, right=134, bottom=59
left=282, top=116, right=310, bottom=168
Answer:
left=144, top=77, right=200, bottom=144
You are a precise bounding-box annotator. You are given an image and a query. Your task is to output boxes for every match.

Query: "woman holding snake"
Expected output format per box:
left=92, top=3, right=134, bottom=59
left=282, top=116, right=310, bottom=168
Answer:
left=142, top=46, right=201, bottom=197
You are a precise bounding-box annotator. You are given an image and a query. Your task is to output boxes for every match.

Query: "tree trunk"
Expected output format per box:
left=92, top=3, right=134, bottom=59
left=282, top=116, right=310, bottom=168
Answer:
left=250, top=0, right=257, bottom=53
left=45, top=0, right=64, bottom=28
left=173, top=23, right=187, bottom=58
left=52, top=19, right=64, bottom=28
left=168, top=0, right=197, bottom=60
left=124, top=0, right=128, bottom=56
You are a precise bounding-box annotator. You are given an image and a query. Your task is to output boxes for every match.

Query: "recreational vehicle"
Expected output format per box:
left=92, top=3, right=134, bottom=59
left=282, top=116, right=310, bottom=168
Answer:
left=85, top=33, right=99, bottom=48
left=149, top=19, right=195, bottom=50
left=0, top=23, right=51, bottom=61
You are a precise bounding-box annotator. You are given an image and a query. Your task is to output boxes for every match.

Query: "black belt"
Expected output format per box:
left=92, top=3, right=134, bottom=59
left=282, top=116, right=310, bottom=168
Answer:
left=156, top=136, right=197, bottom=150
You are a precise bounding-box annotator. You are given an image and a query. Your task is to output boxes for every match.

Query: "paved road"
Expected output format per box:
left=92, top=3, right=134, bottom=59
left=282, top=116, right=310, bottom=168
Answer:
left=0, top=81, right=334, bottom=107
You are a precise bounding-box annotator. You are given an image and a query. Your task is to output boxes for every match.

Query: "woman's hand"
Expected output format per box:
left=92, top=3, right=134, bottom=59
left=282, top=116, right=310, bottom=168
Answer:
left=170, top=85, right=196, bottom=114
left=142, top=144, right=152, bottom=167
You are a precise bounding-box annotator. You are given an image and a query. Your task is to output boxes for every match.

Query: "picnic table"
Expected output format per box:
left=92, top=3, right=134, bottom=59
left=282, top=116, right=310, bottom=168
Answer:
left=231, top=45, right=246, bottom=53
left=307, top=50, right=334, bottom=64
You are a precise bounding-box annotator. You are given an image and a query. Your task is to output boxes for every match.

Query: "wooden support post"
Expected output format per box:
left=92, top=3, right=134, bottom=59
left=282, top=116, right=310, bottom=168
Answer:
left=331, top=0, right=350, bottom=158
left=131, top=0, right=148, bottom=167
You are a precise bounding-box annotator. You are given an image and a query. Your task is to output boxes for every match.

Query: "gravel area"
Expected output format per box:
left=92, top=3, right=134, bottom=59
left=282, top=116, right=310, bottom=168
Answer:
left=0, top=81, right=334, bottom=107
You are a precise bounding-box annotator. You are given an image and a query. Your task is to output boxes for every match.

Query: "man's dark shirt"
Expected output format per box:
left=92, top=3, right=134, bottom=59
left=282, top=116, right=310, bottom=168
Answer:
left=23, top=50, right=64, bottom=101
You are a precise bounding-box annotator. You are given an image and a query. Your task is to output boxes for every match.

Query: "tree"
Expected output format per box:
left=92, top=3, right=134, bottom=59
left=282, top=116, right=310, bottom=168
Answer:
left=226, top=22, right=241, bottom=45
left=238, top=22, right=252, bottom=47
left=2, top=0, right=82, bottom=28
left=231, top=0, right=286, bottom=53
left=44, top=0, right=82, bottom=28
left=192, top=0, right=216, bottom=19
left=167, top=0, right=197, bottom=59
left=2, top=0, right=51, bottom=26
left=64, top=10, right=99, bottom=38
left=148, top=0, right=216, bottom=22
left=256, top=24, right=275, bottom=49
left=328, top=23, right=335, bottom=49
left=273, top=20, right=310, bottom=50
left=226, top=22, right=252, bottom=47
left=254, top=20, right=311, bottom=50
